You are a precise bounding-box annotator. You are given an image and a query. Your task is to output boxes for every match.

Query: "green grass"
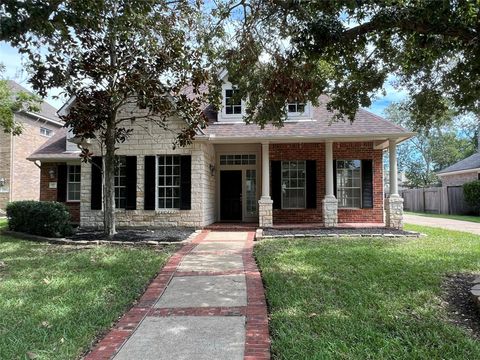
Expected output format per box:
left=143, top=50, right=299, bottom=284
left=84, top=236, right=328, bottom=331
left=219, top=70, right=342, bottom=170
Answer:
left=0, top=219, right=174, bottom=360
left=255, top=225, right=480, bottom=359
left=405, top=211, right=480, bottom=223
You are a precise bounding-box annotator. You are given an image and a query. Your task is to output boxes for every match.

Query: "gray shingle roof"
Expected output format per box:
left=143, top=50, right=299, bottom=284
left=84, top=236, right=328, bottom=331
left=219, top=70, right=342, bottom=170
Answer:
left=7, top=80, right=62, bottom=123
left=28, top=128, right=80, bottom=161
left=200, top=95, right=412, bottom=140
left=437, top=152, right=480, bottom=174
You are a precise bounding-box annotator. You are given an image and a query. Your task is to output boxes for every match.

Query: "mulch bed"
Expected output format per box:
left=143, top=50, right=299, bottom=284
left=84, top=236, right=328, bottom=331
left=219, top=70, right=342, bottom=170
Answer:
left=263, top=227, right=415, bottom=236
left=442, top=273, right=480, bottom=339
left=68, top=227, right=195, bottom=243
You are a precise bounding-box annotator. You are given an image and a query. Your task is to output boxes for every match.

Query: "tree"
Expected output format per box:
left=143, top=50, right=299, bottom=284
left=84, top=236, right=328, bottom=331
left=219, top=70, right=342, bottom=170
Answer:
left=384, top=101, right=476, bottom=188
left=0, top=65, right=40, bottom=135
left=217, top=0, right=480, bottom=128
left=1, top=1, right=221, bottom=237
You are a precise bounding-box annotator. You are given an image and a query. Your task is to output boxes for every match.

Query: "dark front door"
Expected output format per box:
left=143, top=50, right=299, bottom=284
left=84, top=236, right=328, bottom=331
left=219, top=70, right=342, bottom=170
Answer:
left=220, top=170, right=242, bottom=221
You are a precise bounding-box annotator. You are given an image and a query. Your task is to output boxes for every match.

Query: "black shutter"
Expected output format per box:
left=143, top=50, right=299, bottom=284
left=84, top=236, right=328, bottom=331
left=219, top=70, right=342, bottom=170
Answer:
left=306, top=160, right=317, bottom=209
left=271, top=160, right=282, bottom=209
left=362, top=159, right=373, bottom=208
left=333, top=160, right=337, bottom=197
left=125, top=156, right=137, bottom=210
left=91, top=156, right=103, bottom=210
left=144, top=156, right=156, bottom=210
left=180, top=155, right=191, bottom=210
left=57, top=164, right=67, bottom=202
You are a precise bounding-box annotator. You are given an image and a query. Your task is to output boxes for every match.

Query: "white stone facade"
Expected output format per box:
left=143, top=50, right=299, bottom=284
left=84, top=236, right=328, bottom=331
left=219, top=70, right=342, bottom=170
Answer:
left=322, top=195, right=338, bottom=228
left=385, top=195, right=404, bottom=229
left=80, top=116, right=216, bottom=228
left=258, top=198, right=273, bottom=228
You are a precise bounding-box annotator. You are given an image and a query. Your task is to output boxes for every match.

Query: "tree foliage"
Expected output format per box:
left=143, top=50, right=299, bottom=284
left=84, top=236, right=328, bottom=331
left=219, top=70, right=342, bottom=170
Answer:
left=463, top=180, right=480, bottom=214
left=385, top=101, right=476, bottom=188
left=0, top=65, right=40, bottom=135
left=218, top=0, right=480, bottom=127
left=1, top=1, right=221, bottom=236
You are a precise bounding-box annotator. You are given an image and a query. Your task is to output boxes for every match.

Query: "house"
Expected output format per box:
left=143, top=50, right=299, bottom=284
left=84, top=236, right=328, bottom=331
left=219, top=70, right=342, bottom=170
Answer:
left=0, top=81, right=63, bottom=213
left=28, top=76, right=413, bottom=229
left=437, top=152, right=480, bottom=186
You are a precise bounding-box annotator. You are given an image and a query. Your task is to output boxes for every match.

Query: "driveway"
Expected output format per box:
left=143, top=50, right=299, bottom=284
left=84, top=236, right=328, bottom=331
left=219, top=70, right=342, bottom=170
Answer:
left=85, top=230, right=270, bottom=360
left=404, top=213, right=480, bottom=235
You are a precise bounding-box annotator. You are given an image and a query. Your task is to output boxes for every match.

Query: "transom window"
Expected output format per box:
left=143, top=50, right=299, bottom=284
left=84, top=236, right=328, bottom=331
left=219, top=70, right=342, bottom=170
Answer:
left=281, top=161, right=306, bottom=209
left=337, top=160, right=361, bottom=208
left=158, top=155, right=181, bottom=209
left=220, top=154, right=256, bottom=165
left=40, top=127, right=53, bottom=137
left=114, top=157, right=127, bottom=209
left=225, top=89, right=242, bottom=115
left=67, top=165, right=81, bottom=201
left=287, top=100, right=306, bottom=114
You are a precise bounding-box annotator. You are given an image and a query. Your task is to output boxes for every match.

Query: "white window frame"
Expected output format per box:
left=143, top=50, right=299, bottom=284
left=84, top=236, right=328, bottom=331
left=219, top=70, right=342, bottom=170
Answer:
left=219, top=81, right=245, bottom=121
left=281, top=160, right=307, bottom=209
left=40, top=127, right=53, bottom=137
left=114, top=157, right=127, bottom=209
left=336, top=160, right=362, bottom=209
left=67, top=164, right=81, bottom=202
left=224, top=88, right=243, bottom=115
left=156, top=155, right=181, bottom=210
left=286, top=100, right=313, bottom=121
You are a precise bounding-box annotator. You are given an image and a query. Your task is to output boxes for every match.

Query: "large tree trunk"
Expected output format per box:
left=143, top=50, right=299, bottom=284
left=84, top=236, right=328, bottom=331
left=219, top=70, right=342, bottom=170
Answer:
left=103, top=117, right=116, bottom=238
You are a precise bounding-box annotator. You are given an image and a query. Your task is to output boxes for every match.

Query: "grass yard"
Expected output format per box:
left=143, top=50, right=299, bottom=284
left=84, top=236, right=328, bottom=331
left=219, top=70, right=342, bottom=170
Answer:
left=406, top=211, right=480, bottom=224
left=0, top=219, right=174, bottom=360
left=255, top=225, right=480, bottom=359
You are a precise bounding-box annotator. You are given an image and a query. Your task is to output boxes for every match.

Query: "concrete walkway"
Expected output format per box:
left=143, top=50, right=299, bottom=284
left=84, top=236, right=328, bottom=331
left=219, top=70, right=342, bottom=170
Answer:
left=404, top=213, right=480, bottom=235
left=85, top=231, right=270, bottom=360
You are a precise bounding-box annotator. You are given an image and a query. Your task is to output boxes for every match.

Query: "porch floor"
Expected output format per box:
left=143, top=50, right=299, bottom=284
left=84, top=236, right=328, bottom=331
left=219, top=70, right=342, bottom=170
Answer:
left=205, top=222, right=386, bottom=231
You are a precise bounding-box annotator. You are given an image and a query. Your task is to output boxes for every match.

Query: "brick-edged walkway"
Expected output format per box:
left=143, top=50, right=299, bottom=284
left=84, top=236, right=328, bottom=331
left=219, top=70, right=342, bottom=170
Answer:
left=84, top=230, right=270, bottom=360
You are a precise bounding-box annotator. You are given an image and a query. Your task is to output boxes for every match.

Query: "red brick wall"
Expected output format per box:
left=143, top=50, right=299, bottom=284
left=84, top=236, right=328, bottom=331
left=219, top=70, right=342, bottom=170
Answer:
left=40, top=163, right=80, bottom=224
left=269, top=142, right=384, bottom=224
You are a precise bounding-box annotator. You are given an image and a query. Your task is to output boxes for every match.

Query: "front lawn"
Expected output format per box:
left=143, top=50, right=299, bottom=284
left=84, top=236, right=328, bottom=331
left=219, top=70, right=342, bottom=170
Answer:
left=255, top=225, right=480, bottom=359
left=0, top=220, right=174, bottom=360
left=405, top=211, right=480, bottom=224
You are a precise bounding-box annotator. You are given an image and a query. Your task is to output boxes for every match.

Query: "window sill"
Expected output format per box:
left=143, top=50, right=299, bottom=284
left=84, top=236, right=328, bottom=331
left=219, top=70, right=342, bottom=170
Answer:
left=156, top=209, right=181, bottom=214
left=280, top=208, right=307, bottom=210
left=338, top=207, right=362, bottom=210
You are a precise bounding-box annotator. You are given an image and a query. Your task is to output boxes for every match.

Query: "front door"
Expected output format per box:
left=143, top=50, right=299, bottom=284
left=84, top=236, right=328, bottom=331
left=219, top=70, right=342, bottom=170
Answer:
left=220, top=170, right=242, bottom=221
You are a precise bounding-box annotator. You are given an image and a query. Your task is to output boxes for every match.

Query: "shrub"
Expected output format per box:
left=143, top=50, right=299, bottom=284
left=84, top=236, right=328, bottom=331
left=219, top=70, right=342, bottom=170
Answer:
left=6, top=201, right=73, bottom=237
left=463, top=180, right=480, bottom=213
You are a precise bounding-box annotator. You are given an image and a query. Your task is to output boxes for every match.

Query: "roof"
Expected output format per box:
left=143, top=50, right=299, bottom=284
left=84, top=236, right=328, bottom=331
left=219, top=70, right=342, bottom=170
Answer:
left=437, top=152, right=480, bottom=175
left=27, top=128, right=81, bottom=161
left=6, top=80, right=62, bottom=125
left=199, top=96, right=413, bottom=143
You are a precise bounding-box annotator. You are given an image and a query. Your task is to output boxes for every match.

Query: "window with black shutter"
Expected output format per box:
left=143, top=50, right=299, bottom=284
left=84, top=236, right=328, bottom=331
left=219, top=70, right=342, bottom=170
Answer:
left=57, top=164, right=67, bottom=203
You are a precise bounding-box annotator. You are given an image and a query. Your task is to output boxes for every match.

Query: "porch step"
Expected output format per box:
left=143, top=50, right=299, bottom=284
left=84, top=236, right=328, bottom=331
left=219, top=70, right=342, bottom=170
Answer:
left=203, top=223, right=258, bottom=232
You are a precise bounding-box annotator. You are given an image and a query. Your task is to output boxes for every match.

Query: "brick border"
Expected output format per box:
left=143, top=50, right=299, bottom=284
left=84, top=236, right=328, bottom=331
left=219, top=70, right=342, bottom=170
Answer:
left=243, top=232, right=271, bottom=360
left=84, top=230, right=209, bottom=360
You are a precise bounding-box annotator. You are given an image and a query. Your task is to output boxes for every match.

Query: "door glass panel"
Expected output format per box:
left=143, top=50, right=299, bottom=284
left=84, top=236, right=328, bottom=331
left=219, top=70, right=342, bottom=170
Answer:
left=245, top=169, right=257, bottom=216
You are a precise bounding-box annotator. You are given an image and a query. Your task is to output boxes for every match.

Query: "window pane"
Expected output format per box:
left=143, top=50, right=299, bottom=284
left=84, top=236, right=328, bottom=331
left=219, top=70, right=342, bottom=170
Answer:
left=336, top=159, right=362, bottom=208
left=157, top=155, right=181, bottom=209
left=281, top=161, right=306, bottom=209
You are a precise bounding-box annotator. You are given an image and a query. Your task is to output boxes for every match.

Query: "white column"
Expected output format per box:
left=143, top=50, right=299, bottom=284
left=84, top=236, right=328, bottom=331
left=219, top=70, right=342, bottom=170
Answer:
left=261, top=142, right=270, bottom=199
left=325, top=141, right=334, bottom=197
left=389, top=138, right=398, bottom=196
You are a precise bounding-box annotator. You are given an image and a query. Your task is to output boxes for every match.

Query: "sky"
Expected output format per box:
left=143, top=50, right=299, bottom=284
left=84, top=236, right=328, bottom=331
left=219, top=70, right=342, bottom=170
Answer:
left=0, top=42, right=407, bottom=116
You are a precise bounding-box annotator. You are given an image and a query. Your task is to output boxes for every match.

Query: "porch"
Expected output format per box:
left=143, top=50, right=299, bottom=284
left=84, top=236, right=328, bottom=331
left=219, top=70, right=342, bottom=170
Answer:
left=211, top=139, right=403, bottom=229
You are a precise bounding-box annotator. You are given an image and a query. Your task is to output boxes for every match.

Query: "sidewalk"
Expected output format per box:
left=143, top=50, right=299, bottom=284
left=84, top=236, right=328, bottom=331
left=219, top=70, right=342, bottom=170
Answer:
left=404, top=213, right=480, bottom=235
left=84, top=231, right=270, bottom=360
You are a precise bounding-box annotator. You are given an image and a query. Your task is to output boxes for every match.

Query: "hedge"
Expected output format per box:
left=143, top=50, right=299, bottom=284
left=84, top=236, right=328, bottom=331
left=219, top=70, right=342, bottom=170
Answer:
left=6, top=201, right=73, bottom=237
left=463, top=180, right=480, bottom=213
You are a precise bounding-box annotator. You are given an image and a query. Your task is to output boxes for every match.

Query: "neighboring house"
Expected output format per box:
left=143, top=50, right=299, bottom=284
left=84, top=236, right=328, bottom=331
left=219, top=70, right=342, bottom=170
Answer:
left=28, top=74, right=413, bottom=229
left=437, top=151, right=480, bottom=186
left=0, top=81, right=63, bottom=213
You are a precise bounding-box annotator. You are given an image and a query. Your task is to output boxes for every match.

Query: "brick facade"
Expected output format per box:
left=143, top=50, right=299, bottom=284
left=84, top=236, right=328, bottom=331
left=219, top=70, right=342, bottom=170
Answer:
left=440, top=171, right=479, bottom=187
left=0, top=113, right=61, bottom=212
left=269, top=142, right=384, bottom=224
left=40, top=162, right=81, bottom=223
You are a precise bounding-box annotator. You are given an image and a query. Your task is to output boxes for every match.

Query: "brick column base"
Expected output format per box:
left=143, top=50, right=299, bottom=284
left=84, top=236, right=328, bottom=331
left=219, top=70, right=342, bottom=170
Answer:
left=258, top=197, right=273, bottom=228
left=322, top=195, right=338, bottom=228
left=385, top=195, right=404, bottom=229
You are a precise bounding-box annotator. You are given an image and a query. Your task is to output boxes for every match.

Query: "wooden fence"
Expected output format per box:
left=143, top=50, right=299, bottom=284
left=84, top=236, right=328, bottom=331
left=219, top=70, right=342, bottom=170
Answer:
left=400, top=186, right=474, bottom=215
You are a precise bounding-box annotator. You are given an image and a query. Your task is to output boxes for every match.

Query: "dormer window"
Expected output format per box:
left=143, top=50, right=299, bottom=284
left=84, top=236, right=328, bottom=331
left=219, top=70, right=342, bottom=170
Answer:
left=287, top=100, right=306, bottom=114
left=225, top=89, right=242, bottom=115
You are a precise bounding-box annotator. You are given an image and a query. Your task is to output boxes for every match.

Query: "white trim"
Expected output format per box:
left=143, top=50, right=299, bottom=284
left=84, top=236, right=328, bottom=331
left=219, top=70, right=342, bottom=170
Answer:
left=66, top=164, right=81, bottom=202
left=280, top=160, right=307, bottom=210
left=437, top=168, right=480, bottom=177
left=155, top=155, right=181, bottom=211
left=219, top=83, right=245, bottom=122
left=24, top=111, right=64, bottom=127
